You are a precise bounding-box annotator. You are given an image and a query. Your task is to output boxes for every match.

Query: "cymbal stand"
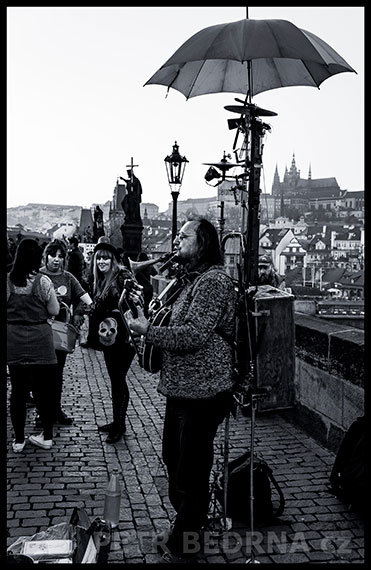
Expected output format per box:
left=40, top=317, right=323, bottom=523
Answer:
left=245, top=388, right=269, bottom=564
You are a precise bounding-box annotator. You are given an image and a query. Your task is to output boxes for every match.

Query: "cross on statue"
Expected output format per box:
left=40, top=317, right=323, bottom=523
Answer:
left=126, top=157, right=139, bottom=178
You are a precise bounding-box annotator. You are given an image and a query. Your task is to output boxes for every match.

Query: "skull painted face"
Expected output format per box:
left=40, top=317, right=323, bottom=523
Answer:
left=98, top=317, right=118, bottom=346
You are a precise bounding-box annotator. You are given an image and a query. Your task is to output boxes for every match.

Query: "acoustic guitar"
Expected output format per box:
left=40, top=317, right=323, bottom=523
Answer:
left=118, top=278, right=181, bottom=374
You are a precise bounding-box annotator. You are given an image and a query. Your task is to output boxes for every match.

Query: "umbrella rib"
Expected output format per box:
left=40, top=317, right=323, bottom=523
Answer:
left=166, top=69, right=181, bottom=97
left=186, top=61, right=207, bottom=99
left=301, top=60, right=322, bottom=89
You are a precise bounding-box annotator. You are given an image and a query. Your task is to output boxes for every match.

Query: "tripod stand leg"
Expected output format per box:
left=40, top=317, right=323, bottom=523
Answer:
left=223, top=412, right=230, bottom=529
left=246, top=395, right=260, bottom=564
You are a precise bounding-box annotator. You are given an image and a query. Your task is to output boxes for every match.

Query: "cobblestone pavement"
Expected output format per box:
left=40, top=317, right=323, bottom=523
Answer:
left=7, top=346, right=364, bottom=564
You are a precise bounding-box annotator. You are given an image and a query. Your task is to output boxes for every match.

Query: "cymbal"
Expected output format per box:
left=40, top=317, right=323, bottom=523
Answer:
left=224, top=104, right=277, bottom=117
left=203, top=161, right=240, bottom=170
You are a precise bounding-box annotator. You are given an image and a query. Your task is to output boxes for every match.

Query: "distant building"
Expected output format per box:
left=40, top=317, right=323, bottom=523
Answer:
left=272, top=154, right=343, bottom=216
left=140, top=203, right=159, bottom=219
left=259, top=227, right=295, bottom=274
left=111, top=178, right=127, bottom=212
left=78, top=208, right=94, bottom=243
left=341, top=190, right=364, bottom=210
left=165, top=196, right=217, bottom=218
left=6, top=203, right=81, bottom=234
left=51, top=221, right=76, bottom=240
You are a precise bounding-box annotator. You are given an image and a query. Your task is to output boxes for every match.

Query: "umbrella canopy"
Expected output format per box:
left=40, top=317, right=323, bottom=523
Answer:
left=145, top=18, right=356, bottom=99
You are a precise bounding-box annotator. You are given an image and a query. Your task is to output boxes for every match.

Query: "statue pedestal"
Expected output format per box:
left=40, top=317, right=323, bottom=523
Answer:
left=121, top=221, right=143, bottom=260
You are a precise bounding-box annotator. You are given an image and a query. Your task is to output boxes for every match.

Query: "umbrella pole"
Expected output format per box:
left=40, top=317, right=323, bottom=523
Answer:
left=241, top=114, right=271, bottom=564
left=244, top=115, right=264, bottom=286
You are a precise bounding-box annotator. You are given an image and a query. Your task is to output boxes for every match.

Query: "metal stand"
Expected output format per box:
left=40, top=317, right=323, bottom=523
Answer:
left=244, top=391, right=268, bottom=564
left=222, top=412, right=231, bottom=531
left=210, top=99, right=277, bottom=562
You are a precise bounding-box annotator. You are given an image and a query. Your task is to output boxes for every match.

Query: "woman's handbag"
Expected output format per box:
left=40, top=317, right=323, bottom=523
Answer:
left=51, top=302, right=79, bottom=353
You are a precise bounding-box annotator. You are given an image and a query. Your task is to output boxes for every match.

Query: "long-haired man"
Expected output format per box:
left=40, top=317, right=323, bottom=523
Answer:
left=126, top=217, right=237, bottom=560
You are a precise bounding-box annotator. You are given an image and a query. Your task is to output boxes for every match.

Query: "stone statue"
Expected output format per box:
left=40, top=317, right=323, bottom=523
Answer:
left=121, top=169, right=142, bottom=224
left=93, top=205, right=105, bottom=243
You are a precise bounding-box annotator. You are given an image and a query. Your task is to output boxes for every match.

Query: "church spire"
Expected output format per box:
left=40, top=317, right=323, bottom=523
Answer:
left=290, top=152, right=297, bottom=174
left=273, top=164, right=280, bottom=183
left=272, top=164, right=281, bottom=196
left=283, top=164, right=288, bottom=182
left=308, top=163, right=312, bottom=180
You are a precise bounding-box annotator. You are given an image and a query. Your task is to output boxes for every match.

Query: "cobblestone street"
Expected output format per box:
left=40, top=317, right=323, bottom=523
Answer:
left=7, top=345, right=364, bottom=564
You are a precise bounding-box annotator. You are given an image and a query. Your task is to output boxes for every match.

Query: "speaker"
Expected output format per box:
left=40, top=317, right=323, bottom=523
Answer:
left=249, top=285, right=296, bottom=412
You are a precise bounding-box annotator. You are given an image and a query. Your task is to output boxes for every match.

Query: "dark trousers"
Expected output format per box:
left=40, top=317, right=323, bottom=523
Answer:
left=54, top=350, right=68, bottom=416
left=103, top=343, right=136, bottom=431
left=162, top=393, right=232, bottom=542
left=9, top=364, right=56, bottom=441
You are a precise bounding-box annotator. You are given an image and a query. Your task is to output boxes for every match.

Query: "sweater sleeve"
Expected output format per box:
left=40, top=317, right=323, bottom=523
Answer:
left=146, top=271, right=234, bottom=353
left=68, top=271, right=87, bottom=315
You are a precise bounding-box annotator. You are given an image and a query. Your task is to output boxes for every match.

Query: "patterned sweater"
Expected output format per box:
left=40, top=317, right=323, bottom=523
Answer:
left=146, top=265, right=237, bottom=399
left=40, top=267, right=86, bottom=321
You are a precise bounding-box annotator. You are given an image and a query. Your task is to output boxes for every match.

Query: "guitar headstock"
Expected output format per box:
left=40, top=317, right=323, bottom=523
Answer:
left=119, top=287, right=138, bottom=319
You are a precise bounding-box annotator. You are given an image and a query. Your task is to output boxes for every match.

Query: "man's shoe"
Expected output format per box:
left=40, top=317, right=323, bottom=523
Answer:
left=98, top=422, right=114, bottom=433
left=12, top=439, right=27, bottom=453
left=156, top=530, right=201, bottom=559
left=29, top=433, right=52, bottom=450
left=105, top=428, right=125, bottom=444
left=54, top=410, right=73, bottom=425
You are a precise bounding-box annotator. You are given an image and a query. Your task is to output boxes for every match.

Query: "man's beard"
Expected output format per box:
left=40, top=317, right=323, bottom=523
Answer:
left=258, top=273, right=271, bottom=284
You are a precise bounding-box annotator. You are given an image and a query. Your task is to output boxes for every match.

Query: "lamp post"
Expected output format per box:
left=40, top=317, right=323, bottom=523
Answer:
left=164, top=141, right=188, bottom=246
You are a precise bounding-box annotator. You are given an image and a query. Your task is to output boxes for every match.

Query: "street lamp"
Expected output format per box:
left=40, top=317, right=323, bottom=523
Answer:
left=164, top=141, right=188, bottom=246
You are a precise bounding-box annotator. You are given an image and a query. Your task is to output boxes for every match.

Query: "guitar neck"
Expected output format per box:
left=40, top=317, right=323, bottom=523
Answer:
left=119, top=288, right=138, bottom=318
left=156, top=277, right=184, bottom=307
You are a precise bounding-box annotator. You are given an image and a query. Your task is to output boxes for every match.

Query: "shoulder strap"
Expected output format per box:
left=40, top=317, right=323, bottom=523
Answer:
left=190, top=267, right=233, bottom=297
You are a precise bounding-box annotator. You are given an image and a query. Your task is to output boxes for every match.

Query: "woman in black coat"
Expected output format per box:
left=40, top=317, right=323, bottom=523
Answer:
left=88, top=242, right=138, bottom=444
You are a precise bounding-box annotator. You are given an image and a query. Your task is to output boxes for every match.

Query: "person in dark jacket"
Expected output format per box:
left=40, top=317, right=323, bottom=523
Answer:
left=67, top=237, right=86, bottom=285
left=257, top=254, right=285, bottom=289
left=88, top=241, right=138, bottom=444
left=126, top=218, right=237, bottom=560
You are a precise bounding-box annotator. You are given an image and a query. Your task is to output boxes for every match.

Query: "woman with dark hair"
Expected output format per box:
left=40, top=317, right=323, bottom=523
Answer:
left=126, top=217, right=237, bottom=561
left=88, top=242, right=137, bottom=444
left=40, top=239, right=92, bottom=425
left=7, top=238, right=60, bottom=452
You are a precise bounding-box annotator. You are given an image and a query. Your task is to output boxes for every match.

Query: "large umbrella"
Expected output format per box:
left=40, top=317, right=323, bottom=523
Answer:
left=144, top=16, right=356, bottom=287
left=144, top=18, right=356, bottom=100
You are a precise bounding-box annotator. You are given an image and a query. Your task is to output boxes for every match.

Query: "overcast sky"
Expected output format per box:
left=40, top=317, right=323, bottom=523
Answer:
left=7, top=6, right=364, bottom=213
